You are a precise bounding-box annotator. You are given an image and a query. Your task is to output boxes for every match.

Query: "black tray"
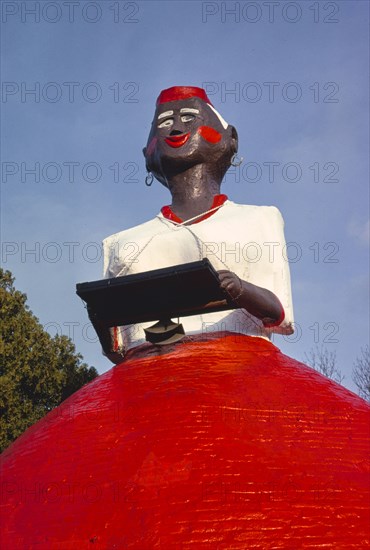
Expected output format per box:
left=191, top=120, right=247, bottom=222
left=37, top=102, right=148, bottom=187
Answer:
left=76, top=258, right=233, bottom=326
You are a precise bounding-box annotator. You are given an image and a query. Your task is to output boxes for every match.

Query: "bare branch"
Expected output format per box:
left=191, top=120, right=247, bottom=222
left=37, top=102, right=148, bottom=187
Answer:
left=352, top=345, right=370, bottom=402
left=304, top=345, right=344, bottom=384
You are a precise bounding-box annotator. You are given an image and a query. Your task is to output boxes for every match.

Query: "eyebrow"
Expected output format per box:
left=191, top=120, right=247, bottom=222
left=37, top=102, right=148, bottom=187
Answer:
left=180, top=108, right=199, bottom=114
left=157, top=110, right=174, bottom=120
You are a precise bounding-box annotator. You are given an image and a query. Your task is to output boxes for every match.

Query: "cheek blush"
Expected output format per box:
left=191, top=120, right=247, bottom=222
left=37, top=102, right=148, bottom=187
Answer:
left=197, top=126, right=222, bottom=144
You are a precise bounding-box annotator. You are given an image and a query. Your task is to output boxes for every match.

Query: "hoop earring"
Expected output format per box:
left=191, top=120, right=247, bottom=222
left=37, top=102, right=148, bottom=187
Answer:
left=145, top=172, right=154, bottom=186
left=231, top=153, right=243, bottom=167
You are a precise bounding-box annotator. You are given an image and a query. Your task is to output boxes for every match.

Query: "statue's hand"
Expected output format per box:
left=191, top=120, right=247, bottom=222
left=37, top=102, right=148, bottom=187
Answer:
left=218, top=270, right=284, bottom=323
left=218, top=270, right=244, bottom=303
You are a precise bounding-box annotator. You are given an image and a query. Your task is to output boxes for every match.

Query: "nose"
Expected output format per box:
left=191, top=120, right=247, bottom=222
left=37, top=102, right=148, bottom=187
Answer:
left=170, top=129, right=184, bottom=136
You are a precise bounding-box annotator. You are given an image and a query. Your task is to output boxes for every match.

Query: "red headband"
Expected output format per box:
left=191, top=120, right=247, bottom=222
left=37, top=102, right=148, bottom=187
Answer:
left=156, top=86, right=213, bottom=106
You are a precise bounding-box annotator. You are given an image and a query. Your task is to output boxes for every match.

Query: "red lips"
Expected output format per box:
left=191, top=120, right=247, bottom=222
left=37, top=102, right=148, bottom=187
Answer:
left=164, top=133, right=190, bottom=148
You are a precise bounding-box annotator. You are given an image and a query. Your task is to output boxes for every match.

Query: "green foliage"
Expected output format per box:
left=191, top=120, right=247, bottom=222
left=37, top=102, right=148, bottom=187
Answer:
left=0, top=269, right=98, bottom=452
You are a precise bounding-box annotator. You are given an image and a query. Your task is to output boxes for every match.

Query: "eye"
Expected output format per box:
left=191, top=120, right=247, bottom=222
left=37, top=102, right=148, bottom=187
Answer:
left=158, top=118, right=174, bottom=129
left=181, top=114, right=195, bottom=123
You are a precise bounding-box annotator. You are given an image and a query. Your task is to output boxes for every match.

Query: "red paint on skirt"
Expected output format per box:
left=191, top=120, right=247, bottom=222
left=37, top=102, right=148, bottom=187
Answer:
left=1, top=334, right=369, bottom=549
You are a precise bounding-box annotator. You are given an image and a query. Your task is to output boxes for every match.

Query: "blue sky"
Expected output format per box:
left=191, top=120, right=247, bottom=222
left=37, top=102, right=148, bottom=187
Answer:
left=1, top=0, right=369, bottom=393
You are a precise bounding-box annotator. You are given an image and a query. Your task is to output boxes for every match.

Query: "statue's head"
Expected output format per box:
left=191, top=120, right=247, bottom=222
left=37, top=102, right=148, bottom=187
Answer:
left=143, top=86, right=238, bottom=188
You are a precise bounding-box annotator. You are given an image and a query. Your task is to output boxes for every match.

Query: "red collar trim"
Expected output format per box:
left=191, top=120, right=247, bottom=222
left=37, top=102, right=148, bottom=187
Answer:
left=161, top=194, right=228, bottom=225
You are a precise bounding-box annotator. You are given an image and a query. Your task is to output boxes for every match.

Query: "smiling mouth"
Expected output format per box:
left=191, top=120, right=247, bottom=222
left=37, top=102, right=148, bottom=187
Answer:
left=164, top=133, right=190, bottom=148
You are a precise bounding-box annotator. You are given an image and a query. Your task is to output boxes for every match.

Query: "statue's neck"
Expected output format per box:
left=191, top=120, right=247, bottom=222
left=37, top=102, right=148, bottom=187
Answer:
left=166, top=165, right=221, bottom=222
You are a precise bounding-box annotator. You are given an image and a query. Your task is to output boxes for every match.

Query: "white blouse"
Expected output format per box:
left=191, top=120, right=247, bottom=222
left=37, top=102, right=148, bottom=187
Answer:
left=103, top=200, right=294, bottom=352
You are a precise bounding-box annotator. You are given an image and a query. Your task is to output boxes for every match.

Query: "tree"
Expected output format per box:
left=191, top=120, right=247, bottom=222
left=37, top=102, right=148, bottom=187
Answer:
left=0, top=269, right=98, bottom=452
left=304, top=345, right=344, bottom=384
left=352, top=346, right=370, bottom=402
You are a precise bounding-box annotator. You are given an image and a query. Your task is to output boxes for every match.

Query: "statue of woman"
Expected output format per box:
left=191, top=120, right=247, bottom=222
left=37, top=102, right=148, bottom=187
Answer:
left=102, top=86, right=294, bottom=362
left=3, top=87, right=368, bottom=550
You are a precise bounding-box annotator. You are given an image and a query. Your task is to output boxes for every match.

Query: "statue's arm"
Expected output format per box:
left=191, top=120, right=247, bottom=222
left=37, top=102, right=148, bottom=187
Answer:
left=217, top=206, right=294, bottom=331
left=93, top=236, right=128, bottom=364
left=218, top=270, right=284, bottom=326
left=87, top=306, right=126, bottom=364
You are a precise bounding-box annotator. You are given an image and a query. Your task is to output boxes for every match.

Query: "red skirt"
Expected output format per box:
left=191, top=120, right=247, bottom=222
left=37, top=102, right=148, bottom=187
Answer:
left=1, top=333, right=369, bottom=549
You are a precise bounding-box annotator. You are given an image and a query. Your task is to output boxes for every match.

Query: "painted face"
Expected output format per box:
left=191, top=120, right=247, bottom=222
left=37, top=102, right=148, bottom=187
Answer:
left=144, top=97, right=237, bottom=185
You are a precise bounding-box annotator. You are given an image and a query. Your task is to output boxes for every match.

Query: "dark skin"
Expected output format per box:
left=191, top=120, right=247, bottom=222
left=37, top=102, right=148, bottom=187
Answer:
left=144, top=96, right=283, bottom=326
